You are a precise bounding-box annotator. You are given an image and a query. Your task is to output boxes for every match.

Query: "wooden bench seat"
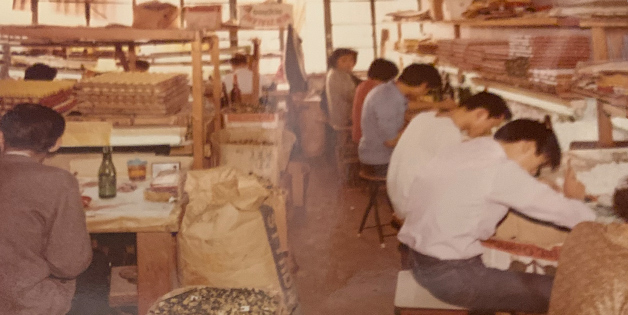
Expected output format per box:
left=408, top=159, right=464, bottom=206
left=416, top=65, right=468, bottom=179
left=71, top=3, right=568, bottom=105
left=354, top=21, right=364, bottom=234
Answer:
left=394, top=270, right=467, bottom=315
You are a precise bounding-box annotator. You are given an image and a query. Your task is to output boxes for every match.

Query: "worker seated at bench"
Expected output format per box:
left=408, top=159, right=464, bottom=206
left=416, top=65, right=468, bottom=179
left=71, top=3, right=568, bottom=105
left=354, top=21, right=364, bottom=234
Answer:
left=397, top=119, right=596, bottom=314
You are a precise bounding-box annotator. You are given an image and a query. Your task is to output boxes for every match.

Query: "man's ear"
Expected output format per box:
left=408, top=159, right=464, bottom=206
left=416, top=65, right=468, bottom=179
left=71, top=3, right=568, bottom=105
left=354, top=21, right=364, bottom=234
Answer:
left=0, top=131, right=4, bottom=153
left=474, top=108, right=490, bottom=120
left=48, top=137, right=62, bottom=153
left=520, top=140, right=537, bottom=156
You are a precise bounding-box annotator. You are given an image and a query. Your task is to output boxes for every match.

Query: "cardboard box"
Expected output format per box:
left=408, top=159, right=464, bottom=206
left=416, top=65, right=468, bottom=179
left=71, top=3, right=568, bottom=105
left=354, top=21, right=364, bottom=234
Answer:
left=184, top=5, right=222, bottom=31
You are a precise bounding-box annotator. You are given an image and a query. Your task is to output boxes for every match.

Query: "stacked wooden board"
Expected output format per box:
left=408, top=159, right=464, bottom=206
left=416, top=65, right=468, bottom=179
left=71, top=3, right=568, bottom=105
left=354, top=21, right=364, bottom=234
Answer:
left=0, top=80, right=76, bottom=113
left=76, top=72, right=189, bottom=115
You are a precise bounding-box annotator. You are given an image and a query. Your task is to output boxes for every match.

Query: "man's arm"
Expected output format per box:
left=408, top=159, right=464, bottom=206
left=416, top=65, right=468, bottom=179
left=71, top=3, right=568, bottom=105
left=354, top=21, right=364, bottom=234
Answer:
left=45, top=173, right=92, bottom=279
left=488, top=162, right=596, bottom=229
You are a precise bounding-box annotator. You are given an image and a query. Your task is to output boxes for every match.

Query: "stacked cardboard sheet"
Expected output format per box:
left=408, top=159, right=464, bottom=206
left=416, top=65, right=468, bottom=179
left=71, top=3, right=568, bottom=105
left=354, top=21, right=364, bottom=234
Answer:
left=76, top=72, right=189, bottom=115
left=0, top=80, right=76, bottom=113
left=509, top=35, right=590, bottom=69
left=480, top=43, right=510, bottom=75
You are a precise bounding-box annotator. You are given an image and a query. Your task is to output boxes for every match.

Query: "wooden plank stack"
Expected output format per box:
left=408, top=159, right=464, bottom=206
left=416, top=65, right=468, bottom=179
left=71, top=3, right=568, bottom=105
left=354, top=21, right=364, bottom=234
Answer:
left=76, top=72, right=189, bottom=115
left=0, top=80, right=76, bottom=113
left=509, top=35, right=590, bottom=93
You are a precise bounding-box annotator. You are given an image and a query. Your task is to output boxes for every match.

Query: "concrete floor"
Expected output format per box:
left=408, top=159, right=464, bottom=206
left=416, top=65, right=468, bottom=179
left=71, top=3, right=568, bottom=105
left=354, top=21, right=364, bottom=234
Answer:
left=288, top=157, right=401, bottom=315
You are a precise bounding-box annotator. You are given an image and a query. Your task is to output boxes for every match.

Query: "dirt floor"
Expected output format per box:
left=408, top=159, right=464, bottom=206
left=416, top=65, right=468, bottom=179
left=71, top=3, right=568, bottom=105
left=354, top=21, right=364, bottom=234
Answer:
left=288, top=156, right=402, bottom=315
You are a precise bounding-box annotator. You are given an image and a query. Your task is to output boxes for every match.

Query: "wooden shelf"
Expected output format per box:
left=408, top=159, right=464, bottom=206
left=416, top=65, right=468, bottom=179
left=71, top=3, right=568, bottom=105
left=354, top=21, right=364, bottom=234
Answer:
left=472, top=78, right=577, bottom=117
left=579, top=18, right=628, bottom=28
left=446, top=17, right=579, bottom=27
left=0, top=25, right=215, bottom=45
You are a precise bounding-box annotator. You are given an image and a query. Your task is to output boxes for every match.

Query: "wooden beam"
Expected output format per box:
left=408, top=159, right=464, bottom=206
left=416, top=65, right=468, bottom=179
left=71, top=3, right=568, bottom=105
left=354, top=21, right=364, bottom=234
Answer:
left=370, top=0, right=378, bottom=58
left=251, top=38, right=261, bottom=104
left=1, top=45, right=10, bottom=79
left=191, top=32, right=204, bottom=169
left=0, top=26, right=207, bottom=43
left=591, top=26, right=614, bottom=147
left=323, top=0, right=333, bottom=59
left=136, top=232, right=176, bottom=315
left=229, top=0, right=238, bottom=47
left=31, top=0, right=38, bottom=25
left=128, top=43, right=137, bottom=71
left=211, top=35, right=222, bottom=134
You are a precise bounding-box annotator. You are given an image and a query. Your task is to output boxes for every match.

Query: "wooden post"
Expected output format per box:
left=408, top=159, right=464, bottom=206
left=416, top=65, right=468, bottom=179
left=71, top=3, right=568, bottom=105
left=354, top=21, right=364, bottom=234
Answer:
left=180, top=0, right=185, bottom=29
left=369, top=0, right=378, bottom=58
left=323, top=0, right=333, bottom=58
left=1, top=44, right=10, bottom=79
left=210, top=35, right=222, bottom=132
left=136, top=232, right=176, bottom=315
left=114, top=44, right=130, bottom=72
left=128, top=43, right=137, bottom=71
left=31, top=0, right=38, bottom=25
left=252, top=38, right=261, bottom=104
left=229, top=0, right=238, bottom=47
left=191, top=33, right=205, bottom=169
left=380, top=29, right=389, bottom=59
left=592, top=26, right=614, bottom=147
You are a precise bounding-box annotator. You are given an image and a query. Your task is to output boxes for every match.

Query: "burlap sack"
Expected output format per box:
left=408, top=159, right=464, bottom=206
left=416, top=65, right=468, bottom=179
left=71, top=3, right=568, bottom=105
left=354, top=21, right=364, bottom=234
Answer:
left=178, top=167, right=300, bottom=314
left=133, top=1, right=180, bottom=29
left=548, top=222, right=628, bottom=314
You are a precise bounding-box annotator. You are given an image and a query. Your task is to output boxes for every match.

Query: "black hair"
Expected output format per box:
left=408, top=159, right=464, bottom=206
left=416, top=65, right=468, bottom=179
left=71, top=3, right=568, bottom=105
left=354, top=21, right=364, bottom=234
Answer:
left=24, top=63, right=57, bottom=81
left=230, top=53, right=248, bottom=66
left=0, top=103, right=65, bottom=153
left=493, top=119, right=561, bottom=170
left=327, top=48, right=358, bottom=69
left=461, top=92, right=512, bottom=120
left=135, top=60, right=150, bottom=71
left=397, top=63, right=441, bottom=88
left=367, top=58, right=399, bottom=81
left=613, top=179, right=628, bottom=221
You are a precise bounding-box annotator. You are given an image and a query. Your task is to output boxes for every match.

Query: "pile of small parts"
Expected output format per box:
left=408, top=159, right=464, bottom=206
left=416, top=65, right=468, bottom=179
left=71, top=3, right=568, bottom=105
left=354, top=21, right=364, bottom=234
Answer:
left=148, top=287, right=279, bottom=315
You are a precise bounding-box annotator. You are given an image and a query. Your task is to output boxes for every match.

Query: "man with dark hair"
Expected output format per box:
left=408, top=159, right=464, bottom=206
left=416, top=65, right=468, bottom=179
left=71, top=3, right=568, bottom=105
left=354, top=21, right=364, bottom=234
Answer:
left=388, top=92, right=512, bottom=215
left=24, top=63, right=58, bottom=81
left=398, top=119, right=595, bottom=314
left=0, top=104, right=92, bottom=314
left=351, top=58, right=399, bottom=143
left=358, top=63, right=443, bottom=176
left=223, top=53, right=272, bottom=96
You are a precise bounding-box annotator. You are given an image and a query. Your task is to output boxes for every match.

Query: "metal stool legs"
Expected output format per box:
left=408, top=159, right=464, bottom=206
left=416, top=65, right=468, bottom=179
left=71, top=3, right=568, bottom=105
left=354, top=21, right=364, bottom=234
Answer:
left=358, top=181, right=386, bottom=248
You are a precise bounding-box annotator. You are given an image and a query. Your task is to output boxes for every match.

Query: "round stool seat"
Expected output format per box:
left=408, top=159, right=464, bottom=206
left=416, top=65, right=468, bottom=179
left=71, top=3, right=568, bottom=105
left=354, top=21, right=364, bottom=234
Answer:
left=358, top=170, right=386, bottom=182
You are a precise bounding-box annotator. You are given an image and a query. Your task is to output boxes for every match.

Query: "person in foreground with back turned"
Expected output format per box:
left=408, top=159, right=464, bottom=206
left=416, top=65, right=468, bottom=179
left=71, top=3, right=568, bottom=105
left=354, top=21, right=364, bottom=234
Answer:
left=398, top=119, right=596, bottom=314
left=0, top=104, right=92, bottom=315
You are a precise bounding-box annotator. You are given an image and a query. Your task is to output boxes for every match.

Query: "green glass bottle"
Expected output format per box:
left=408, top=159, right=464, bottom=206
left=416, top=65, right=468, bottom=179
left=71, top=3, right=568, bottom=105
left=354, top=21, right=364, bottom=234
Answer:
left=98, top=146, right=117, bottom=199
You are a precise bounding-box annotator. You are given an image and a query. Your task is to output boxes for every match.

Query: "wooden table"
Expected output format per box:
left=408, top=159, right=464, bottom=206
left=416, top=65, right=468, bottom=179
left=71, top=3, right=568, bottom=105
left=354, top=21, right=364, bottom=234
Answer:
left=83, top=179, right=182, bottom=315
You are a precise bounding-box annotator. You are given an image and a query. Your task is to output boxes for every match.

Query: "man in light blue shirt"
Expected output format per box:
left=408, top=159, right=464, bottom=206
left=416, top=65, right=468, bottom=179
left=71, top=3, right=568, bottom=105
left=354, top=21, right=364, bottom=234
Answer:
left=358, top=63, right=441, bottom=177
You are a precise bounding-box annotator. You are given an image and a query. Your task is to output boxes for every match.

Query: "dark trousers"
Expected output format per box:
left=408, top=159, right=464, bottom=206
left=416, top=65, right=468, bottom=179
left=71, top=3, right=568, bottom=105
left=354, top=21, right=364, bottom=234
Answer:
left=361, top=163, right=388, bottom=177
left=409, top=249, right=553, bottom=313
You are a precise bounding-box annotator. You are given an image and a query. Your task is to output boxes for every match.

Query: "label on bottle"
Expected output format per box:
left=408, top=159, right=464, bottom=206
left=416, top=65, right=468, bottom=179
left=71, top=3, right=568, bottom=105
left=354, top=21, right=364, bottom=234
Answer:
left=98, top=175, right=117, bottom=199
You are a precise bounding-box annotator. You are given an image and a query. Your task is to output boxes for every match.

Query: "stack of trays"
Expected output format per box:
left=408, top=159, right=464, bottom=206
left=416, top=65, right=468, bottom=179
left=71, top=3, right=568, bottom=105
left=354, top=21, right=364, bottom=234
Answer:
left=0, top=80, right=76, bottom=113
left=436, top=40, right=455, bottom=65
left=76, top=72, right=189, bottom=115
left=482, top=44, right=510, bottom=75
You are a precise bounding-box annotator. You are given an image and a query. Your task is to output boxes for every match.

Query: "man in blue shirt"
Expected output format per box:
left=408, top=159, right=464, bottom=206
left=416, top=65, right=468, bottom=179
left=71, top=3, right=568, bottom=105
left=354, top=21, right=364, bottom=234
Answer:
left=358, top=63, right=442, bottom=177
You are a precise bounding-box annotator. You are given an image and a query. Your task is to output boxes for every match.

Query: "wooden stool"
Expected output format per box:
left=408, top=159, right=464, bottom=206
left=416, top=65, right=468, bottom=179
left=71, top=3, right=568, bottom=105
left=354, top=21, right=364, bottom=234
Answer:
left=331, top=125, right=360, bottom=184
left=357, top=170, right=391, bottom=248
left=394, top=270, right=467, bottom=315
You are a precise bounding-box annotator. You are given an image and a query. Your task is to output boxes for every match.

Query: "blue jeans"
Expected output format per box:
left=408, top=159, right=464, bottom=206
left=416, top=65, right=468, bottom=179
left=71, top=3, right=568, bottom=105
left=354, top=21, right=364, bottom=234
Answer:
left=409, top=249, right=553, bottom=313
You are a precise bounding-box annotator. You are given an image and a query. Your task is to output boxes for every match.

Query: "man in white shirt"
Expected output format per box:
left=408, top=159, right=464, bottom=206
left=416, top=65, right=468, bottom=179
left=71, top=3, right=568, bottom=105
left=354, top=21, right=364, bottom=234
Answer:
left=222, top=53, right=272, bottom=96
left=387, top=92, right=512, bottom=217
left=398, top=119, right=596, bottom=314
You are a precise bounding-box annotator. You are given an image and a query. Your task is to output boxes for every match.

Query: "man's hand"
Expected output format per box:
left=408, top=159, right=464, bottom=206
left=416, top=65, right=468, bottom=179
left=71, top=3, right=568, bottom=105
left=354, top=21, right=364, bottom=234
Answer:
left=563, top=162, right=586, bottom=200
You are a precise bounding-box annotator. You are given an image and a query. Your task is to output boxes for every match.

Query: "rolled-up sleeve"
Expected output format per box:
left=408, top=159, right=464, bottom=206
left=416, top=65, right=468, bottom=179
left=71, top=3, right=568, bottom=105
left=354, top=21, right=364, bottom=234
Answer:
left=487, top=162, right=596, bottom=229
left=45, top=173, right=92, bottom=279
